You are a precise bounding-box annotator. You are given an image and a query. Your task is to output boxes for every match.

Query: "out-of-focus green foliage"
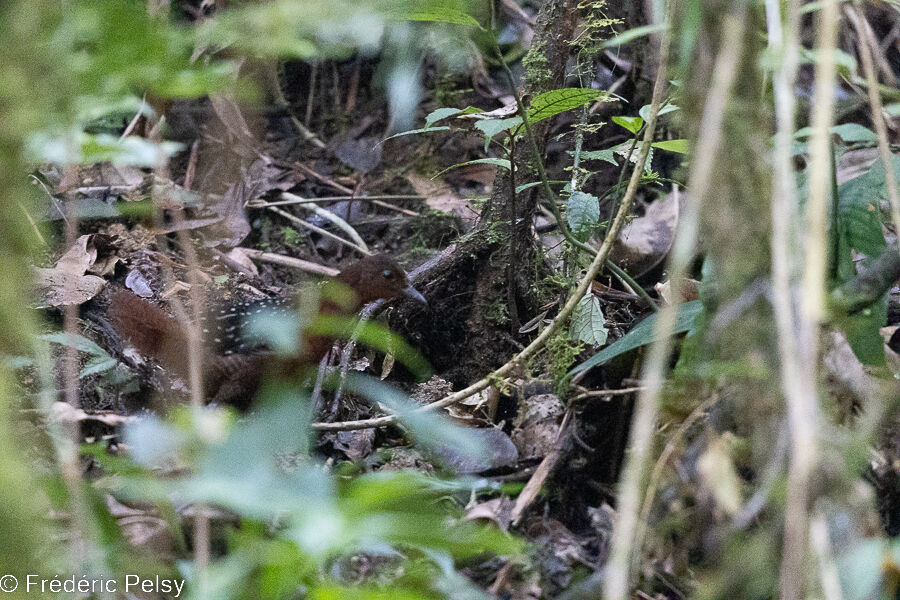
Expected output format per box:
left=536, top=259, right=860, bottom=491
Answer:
left=116, top=390, right=517, bottom=599
left=0, top=0, right=517, bottom=597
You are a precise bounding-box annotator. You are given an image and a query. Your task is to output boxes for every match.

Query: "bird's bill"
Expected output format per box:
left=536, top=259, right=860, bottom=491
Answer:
left=402, top=285, right=427, bottom=304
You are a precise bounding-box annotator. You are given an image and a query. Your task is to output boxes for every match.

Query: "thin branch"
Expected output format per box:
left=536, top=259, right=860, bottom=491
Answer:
left=847, top=6, right=900, bottom=266
left=240, top=248, right=339, bottom=276
left=267, top=205, right=369, bottom=255
left=780, top=0, right=838, bottom=593
left=279, top=192, right=369, bottom=252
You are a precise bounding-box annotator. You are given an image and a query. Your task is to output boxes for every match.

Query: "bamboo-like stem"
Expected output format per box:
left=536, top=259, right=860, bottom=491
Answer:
left=847, top=6, right=900, bottom=265
left=602, top=5, right=745, bottom=599
left=780, top=0, right=838, bottom=595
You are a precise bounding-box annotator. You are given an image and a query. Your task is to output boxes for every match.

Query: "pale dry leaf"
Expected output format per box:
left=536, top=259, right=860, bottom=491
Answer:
left=406, top=172, right=479, bottom=231
left=34, top=234, right=108, bottom=307
left=464, top=497, right=514, bottom=531
left=608, top=190, right=681, bottom=277
left=224, top=248, right=259, bottom=277
left=511, top=393, right=565, bottom=460
left=655, top=278, right=701, bottom=305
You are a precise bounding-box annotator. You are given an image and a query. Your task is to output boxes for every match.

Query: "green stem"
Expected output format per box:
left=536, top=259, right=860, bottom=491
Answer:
left=493, top=45, right=657, bottom=311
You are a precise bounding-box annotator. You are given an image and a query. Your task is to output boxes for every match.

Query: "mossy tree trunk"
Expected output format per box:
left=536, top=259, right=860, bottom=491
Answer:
left=400, top=0, right=579, bottom=384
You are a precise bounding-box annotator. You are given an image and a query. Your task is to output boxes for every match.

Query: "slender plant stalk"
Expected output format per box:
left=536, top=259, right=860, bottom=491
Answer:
left=780, top=0, right=838, bottom=595
left=602, top=5, right=746, bottom=599
left=810, top=510, right=844, bottom=600
left=495, top=46, right=658, bottom=310
left=847, top=6, right=900, bottom=265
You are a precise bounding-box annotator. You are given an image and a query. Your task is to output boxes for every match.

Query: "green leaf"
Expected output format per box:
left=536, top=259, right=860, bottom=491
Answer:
left=569, top=294, right=609, bottom=346
left=612, top=115, right=644, bottom=134
left=474, top=117, right=523, bottom=152
left=41, top=332, right=109, bottom=357
left=831, top=154, right=897, bottom=365
left=435, top=158, right=511, bottom=177
left=579, top=147, right=620, bottom=165
left=651, top=139, right=689, bottom=154
left=638, top=102, right=680, bottom=122
left=404, top=7, right=481, bottom=27
left=383, top=126, right=451, bottom=142
left=80, top=356, right=119, bottom=378
left=602, top=23, right=668, bottom=48
left=515, top=180, right=567, bottom=194
left=424, top=107, right=462, bottom=128
left=794, top=123, right=876, bottom=144
left=41, top=332, right=120, bottom=378
left=527, top=88, right=602, bottom=124
left=567, top=191, right=600, bottom=241
left=830, top=123, right=877, bottom=143
left=568, top=300, right=703, bottom=378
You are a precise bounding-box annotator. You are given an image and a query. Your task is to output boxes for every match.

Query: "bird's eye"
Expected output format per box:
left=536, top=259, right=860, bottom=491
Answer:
left=382, top=269, right=393, bottom=278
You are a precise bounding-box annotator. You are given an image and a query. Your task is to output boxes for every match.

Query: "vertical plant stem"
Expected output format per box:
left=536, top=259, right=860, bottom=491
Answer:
left=810, top=510, right=844, bottom=600
left=602, top=5, right=746, bottom=599
left=148, top=121, right=210, bottom=569
left=847, top=6, right=900, bottom=264
left=780, top=0, right=838, bottom=595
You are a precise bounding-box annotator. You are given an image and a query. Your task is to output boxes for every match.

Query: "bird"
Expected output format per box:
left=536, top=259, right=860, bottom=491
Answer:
left=107, top=254, right=427, bottom=408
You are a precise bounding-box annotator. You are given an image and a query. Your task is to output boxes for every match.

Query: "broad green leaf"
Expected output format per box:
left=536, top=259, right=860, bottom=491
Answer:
left=424, top=107, right=462, bottom=128
left=42, top=332, right=123, bottom=378
left=580, top=142, right=652, bottom=172
left=794, top=123, right=876, bottom=144
left=474, top=117, right=523, bottom=152
left=830, top=123, right=877, bottom=143
left=435, top=158, right=511, bottom=177
left=831, top=154, right=897, bottom=365
left=42, top=332, right=110, bottom=357
left=638, top=102, right=680, bottom=122
left=79, top=356, right=119, bottom=378
left=568, top=300, right=703, bottom=378
left=567, top=191, right=600, bottom=241
left=651, top=139, right=689, bottom=154
left=579, top=147, right=620, bottom=165
left=528, top=88, right=603, bottom=124
left=612, top=115, right=644, bottom=134
left=569, top=293, right=609, bottom=346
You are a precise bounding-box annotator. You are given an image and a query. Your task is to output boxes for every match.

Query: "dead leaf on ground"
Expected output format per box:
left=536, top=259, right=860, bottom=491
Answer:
left=406, top=173, right=480, bottom=231
left=655, top=278, right=701, bottom=305
left=607, top=190, right=681, bottom=277
left=464, top=497, right=514, bottom=530
left=53, top=162, right=146, bottom=196
left=34, top=234, right=111, bottom=307
left=837, top=148, right=879, bottom=185
left=432, top=427, right=519, bottom=474
left=223, top=247, right=260, bottom=277
left=334, top=429, right=376, bottom=462
left=511, top=393, right=565, bottom=460
left=105, top=496, right=174, bottom=557
left=336, top=136, right=382, bottom=173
